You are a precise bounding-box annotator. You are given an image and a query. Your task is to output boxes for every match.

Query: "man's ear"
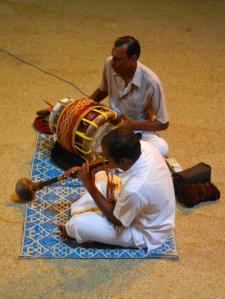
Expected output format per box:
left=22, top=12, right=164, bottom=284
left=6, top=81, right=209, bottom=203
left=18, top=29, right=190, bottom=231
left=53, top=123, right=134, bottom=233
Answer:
left=119, top=157, right=129, bottom=165
left=130, top=54, right=137, bottom=61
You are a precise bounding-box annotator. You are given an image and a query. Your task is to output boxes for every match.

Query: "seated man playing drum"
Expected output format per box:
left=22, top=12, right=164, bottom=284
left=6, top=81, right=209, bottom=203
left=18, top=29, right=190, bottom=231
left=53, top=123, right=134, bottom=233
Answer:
left=58, top=127, right=175, bottom=251
left=91, top=36, right=169, bottom=157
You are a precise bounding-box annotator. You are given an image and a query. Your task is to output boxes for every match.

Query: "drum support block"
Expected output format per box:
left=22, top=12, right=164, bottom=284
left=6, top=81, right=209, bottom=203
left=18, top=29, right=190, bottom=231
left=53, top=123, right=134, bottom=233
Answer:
left=50, top=141, right=84, bottom=170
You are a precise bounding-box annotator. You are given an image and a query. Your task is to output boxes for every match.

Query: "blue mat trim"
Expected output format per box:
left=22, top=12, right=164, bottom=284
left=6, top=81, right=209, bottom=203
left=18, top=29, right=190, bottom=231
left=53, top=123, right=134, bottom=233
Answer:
left=20, top=133, right=179, bottom=259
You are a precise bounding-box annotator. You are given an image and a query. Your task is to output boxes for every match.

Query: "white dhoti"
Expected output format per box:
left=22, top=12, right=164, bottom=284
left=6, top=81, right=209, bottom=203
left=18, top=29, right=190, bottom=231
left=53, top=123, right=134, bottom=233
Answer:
left=65, top=171, right=144, bottom=248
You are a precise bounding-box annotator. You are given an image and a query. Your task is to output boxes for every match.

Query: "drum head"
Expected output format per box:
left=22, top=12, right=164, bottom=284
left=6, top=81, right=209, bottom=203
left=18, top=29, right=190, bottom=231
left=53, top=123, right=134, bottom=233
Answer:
left=50, top=141, right=84, bottom=170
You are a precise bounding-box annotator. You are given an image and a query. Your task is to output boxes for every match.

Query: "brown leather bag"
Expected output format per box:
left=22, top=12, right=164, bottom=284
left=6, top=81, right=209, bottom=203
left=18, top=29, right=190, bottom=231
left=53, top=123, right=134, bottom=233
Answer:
left=172, top=163, right=220, bottom=207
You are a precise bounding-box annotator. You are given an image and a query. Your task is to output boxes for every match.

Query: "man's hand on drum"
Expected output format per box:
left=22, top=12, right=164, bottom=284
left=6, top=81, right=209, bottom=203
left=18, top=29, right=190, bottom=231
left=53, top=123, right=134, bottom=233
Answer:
left=63, top=166, right=81, bottom=178
left=77, top=161, right=96, bottom=191
left=119, top=114, right=137, bottom=131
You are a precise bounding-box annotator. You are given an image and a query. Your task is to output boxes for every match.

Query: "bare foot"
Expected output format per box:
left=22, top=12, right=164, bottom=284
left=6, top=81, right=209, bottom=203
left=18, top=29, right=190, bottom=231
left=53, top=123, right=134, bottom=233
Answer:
left=57, top=223, right=69, bottom=238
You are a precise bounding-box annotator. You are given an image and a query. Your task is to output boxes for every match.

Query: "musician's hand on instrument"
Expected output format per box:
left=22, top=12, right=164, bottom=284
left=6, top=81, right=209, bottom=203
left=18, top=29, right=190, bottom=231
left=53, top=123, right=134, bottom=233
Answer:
left=110, top=115, right=121, bottom=127
left=63, top=166, right=80, bottom=178
left=78, top=161, right=95, bottom=190
left=120, top=114, right=136, bottom=130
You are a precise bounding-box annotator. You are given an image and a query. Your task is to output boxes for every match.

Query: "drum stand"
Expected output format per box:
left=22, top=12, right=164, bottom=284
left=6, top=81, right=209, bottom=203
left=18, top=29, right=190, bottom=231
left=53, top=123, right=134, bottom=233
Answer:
left=51, top=141, right=84, bottom=170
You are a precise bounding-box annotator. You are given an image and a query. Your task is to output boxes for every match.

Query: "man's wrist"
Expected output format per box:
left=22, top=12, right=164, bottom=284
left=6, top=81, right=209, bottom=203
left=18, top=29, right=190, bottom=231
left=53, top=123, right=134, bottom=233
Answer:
left=85, top=182, right=99, bottom=198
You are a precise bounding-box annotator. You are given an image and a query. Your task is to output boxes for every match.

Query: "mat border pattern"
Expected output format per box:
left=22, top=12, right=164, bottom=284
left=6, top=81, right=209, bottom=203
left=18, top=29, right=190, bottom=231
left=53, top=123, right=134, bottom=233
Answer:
left=20, top=133, right=179, bottom=259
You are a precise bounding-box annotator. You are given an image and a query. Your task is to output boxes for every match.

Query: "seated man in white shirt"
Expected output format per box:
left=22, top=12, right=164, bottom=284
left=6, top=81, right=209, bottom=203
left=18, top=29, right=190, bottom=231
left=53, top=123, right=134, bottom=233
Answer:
left=91, top=36, right=169, bottom=156
left=58, top=127, right=175, bottom=251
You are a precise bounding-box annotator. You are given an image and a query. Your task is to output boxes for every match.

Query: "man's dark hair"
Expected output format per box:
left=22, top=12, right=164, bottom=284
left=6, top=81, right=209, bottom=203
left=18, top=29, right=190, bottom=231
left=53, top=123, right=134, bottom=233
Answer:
left=101, top=127, right=141, bottom=164
left=114, top=36, right=141, bottom=59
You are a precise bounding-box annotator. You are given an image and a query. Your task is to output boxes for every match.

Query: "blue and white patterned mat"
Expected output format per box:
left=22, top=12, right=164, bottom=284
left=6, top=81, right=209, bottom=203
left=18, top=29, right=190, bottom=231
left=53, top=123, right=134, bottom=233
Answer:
left=21, top=133, right=179, bottom=259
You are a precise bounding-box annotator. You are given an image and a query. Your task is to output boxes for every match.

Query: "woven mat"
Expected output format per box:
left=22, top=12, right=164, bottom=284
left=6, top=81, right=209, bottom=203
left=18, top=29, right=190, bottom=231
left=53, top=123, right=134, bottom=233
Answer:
left=21, top=133, right=179, bottom=259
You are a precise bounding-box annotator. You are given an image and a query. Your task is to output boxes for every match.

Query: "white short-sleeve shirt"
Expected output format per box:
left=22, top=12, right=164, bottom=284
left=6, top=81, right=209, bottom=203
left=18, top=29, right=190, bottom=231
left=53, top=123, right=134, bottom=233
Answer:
left=113, top=141, right=175, bottom=250
left=99, top=57, right=169, bottom=124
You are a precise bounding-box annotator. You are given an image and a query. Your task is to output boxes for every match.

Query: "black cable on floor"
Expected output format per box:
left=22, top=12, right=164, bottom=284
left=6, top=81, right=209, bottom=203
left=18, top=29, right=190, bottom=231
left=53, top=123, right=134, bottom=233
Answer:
left=0, top=47, right=90, bottom=98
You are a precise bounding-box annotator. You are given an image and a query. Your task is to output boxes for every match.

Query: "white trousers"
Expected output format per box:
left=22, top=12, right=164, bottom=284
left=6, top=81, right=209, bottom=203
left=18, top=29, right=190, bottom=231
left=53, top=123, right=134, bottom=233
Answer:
left=136, top=131, right=169, bottom=157
left=65, top=172, right=145, bottom=248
